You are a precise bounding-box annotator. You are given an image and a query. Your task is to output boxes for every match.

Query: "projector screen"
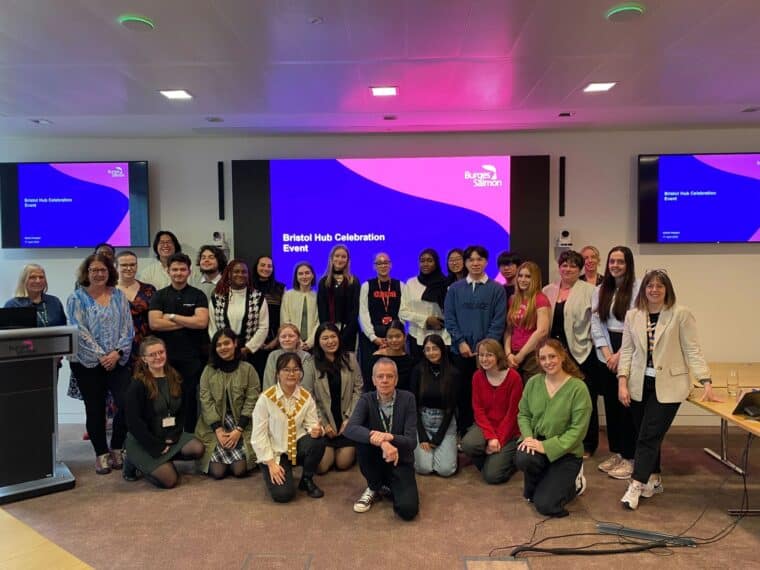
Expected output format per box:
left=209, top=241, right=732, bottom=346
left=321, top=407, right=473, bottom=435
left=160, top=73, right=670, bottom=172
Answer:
left=639, top=153, right=760, bottom=243
left=232, top=155, right=550, bottom=284
left=0, top=161, right=150, bottom=249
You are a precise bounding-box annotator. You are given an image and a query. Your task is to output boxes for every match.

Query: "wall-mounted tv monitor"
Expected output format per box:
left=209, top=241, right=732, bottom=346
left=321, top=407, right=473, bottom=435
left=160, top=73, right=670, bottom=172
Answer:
left=232, top=156, right=551, bottom=284
left=1, top=161, right=150, bottom=248
left=638, top=153, right=760, bottom=243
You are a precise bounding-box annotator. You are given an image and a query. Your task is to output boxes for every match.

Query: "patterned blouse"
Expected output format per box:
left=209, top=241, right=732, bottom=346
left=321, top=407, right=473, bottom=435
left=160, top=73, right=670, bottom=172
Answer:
left=66, top=287, right=134, bottom=368
left=126, top=280, right=156, bottom=363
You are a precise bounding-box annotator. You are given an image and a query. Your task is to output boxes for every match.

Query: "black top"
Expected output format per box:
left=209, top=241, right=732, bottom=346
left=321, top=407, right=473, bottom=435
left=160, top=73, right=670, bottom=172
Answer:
left=364, top=278, right=403, bottom=338
left=125, top=377, right=185, bottom=458
left=409, top=363, right=461, bottom=446
left=646, top=312, right=660, bottom=372
left=149, top=284, right=209, bottom=361
left=550, top=300, right=569, bottom=349
left=344, top=390, right=418, bottom=465
left=368, top=353, right=415, bottom=393
left=503, top=283, right=515, bottom=304
left=327, top=369, right=343, bottom=429
left=317, top=276, right=361, bottom=349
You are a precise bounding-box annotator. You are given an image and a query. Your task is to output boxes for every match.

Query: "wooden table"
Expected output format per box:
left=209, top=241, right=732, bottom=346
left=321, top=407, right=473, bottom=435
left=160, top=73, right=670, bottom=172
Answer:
left=688, top=389, right=760, bottom=516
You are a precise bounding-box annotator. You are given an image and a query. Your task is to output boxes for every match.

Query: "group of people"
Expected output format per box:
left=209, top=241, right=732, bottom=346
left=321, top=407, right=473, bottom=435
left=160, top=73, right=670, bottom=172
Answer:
left=4, top=231, right=719, bottom=519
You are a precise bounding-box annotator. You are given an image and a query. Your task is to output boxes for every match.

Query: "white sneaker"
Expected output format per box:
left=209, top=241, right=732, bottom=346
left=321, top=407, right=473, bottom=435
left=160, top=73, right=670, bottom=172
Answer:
left=575, top=464, right=587, bottom=496
left=642, top=474, right=664, bottom=498
left=353, top=487, right=379, bottom=513
left=608, top=459, right=634, bottom=480
left=598, top=454, right=622, bottom=473
left=621, top=480, right=645, bottom=510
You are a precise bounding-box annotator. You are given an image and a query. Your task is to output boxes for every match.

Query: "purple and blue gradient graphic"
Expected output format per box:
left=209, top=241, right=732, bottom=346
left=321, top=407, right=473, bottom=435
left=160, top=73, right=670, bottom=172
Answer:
left=270, top=156, right=511, bottom=282
left=18, top=162, right=131, bottom=247
left=658, top=154, right=760, bottom=242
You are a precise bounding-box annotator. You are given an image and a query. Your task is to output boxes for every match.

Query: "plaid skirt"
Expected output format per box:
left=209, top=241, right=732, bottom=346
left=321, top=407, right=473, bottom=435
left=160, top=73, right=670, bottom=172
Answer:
left=210, top=413, right=246, bottom=465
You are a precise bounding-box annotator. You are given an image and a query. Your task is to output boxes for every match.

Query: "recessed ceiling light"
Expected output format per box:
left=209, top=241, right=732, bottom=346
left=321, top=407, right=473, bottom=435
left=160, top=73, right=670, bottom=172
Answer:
left=605, top=2, right=646, bottom=22
left=741, top=106, right=759, bottom=113
left=558, top=112, right=575, bottom=117
left=308, top=16, right=324, bottom=24
left=583, top=82, right=617, bottom=93
left=160, top=89, right=193, bottom=100
left=205, top=116, right=224, bottom=123
left=371, top=86, right=398, bottom=97
left=383, top=115, right=397, bottom=121
left=30, top=118, right=53, bottom=125
left=117, top=13, right=155, bottom=31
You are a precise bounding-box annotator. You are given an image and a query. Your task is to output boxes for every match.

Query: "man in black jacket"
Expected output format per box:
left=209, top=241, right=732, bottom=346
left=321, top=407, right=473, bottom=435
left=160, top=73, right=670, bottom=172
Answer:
left=344, top=357, right=419, bottom=520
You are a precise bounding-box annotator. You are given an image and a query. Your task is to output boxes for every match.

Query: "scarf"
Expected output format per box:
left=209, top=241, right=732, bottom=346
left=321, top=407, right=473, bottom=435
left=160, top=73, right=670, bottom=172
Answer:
left=419, top=270, right=447, bottom=310
left=266, top=385, right=309, bottom=464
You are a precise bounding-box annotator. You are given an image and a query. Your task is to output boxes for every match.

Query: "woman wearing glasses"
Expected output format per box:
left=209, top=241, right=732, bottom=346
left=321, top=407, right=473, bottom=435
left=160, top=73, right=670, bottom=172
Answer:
left=195, top=328, right=261, bottom=479
left=67, top=253, right=134, bottom=474
left=123, top=336, right=204, bottom=488
left=617, top=269, right=719, bottom=510
left=252, top=352, right=326, bottom=502
left=5, top=264, right=67, bottom=327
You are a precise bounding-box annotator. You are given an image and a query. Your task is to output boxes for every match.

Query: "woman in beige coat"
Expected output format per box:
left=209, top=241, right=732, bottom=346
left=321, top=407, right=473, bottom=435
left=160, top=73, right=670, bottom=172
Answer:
left=311, top=322, right=363, bottom=473
left=196, top=328, right=261, bottom=478
left=617, top=270, right=719, bottom=510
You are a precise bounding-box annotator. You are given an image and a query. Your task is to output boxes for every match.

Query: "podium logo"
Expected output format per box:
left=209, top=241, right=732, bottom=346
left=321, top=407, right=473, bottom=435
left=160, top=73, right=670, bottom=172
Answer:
left=464, top=164, right=503, bottom=188
left=107, top=166, right=125, bottom=178
left=9, top=339, right=35, bottom=356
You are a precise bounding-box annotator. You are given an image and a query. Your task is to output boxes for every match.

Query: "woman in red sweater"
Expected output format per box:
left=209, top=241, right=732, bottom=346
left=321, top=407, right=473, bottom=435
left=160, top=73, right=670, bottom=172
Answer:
left=460, top=338, right=523, bottom=484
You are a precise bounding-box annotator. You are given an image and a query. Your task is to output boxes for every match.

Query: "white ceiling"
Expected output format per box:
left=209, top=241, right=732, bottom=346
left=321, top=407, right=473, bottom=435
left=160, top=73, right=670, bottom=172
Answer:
left=1, top=0, right=759, bottom=137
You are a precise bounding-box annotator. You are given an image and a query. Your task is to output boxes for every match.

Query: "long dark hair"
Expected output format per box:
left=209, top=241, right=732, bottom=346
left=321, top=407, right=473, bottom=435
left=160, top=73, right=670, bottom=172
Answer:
left=252, top=255, right=285, bottom=297
left=312, top=322, right=353, bottom=378
left=597, top=246, right=636, bottom=322
left=209, top=328, right=242, bottom=369
left=416, top=334, right=457, bottom=409
left=133, top=336, right=183, bottom=399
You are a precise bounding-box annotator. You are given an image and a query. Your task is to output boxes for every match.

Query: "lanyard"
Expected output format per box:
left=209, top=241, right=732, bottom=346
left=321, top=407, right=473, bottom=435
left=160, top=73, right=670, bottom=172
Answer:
left=378, top=398, right=394, bottom=432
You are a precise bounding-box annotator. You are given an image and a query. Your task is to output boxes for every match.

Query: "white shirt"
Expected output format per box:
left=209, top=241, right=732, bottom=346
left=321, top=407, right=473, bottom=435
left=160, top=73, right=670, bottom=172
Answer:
left=138, top=259, right=171, bottom=289
left=190, top=271, right=221, bottom=299
left=398, top=276, right=451, bottom=345
left=466, top=274, right=489, bottom=290
left=208, top=290, right=270, bottom=353
left=250, top=383, right=320, bottom=464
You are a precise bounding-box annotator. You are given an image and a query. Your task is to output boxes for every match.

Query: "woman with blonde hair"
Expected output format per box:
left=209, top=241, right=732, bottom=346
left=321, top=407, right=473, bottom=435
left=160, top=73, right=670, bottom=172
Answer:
left=516, top=338, right=592, bottom=517
left=5, top=264, right=66, bottom=327
left=124, top=336, right=204, bottom=488
left=262, top=323, right=315, bottom=391
left=317, top=244, right=360, bottom=350
left=504, top=261, right=550, bottom=383
left=460, top=338, right=523, bottom=484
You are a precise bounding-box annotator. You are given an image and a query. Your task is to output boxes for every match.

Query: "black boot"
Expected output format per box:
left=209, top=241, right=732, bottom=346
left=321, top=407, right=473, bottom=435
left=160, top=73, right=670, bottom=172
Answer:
left=122, top=456, right=141, bottom=482
left=298, top=476, right=324, bottom=498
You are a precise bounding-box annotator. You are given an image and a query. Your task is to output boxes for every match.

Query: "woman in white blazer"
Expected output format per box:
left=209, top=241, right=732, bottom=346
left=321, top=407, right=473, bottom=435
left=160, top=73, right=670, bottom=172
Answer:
left=542, top=250, right=600, bottom=456
left=617, top=269, right=719, bottom=510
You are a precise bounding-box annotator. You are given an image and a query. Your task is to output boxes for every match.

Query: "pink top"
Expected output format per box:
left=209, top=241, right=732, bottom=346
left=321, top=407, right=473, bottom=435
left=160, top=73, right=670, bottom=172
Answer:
left=508, top=292, right=550, bottom=353
left=471, top=368, right=523, bottom=445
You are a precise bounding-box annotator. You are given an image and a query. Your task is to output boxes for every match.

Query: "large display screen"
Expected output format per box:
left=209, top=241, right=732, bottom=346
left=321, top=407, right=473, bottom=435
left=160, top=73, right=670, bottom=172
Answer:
left=0, top=161, right=150, bottom=248
left=639, top=153, right=760, bottom=243
left=268, top=156, right=512, bottom=281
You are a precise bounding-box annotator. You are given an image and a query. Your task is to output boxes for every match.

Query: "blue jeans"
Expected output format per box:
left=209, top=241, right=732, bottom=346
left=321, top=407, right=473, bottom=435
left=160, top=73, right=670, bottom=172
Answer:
left=414, top=407, right=458, bottom=477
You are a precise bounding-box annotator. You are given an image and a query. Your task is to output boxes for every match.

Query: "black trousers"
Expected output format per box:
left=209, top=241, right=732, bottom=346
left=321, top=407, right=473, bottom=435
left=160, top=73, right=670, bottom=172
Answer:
left=600, top=368, right=637, bottom=459
left=357, top=443, right=419, bottom=520
left=71, top=362, right=129, bottom=456
left=451, top=353, right=477, bottom=435
left=260, top=436, right=326, bottom=503
left=515, top=450, right=582, bottom=517
left=169, top=357, right=203, bottom=432
left=630, top=379, right=681, bottom=483
left=578, top=352, right=605, bottom=454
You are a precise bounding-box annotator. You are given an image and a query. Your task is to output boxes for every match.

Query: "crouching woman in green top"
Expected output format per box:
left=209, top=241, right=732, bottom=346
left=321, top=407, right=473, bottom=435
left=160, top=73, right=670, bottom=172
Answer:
left=515, top=338, right=592, bottom=517
left=196, top=328, right=261, bottom=479
left=124, top=336, right=204, bottom=488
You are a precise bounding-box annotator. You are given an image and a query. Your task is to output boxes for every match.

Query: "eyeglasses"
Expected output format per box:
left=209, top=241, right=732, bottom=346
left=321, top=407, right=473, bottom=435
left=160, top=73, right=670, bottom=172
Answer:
left=280, top=367, right=302, bottom=376
left=144, top=349, right=166, bottom=359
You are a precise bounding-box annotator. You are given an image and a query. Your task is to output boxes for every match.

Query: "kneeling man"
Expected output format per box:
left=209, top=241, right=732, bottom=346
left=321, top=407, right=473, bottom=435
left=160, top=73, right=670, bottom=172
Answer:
left=345, top=357, right=419, bottom=521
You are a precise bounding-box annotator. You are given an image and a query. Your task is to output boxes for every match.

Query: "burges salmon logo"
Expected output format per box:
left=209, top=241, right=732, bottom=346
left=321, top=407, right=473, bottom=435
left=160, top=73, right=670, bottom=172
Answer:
left=464, top=164, right=503, bottom=188
left=107, top=166, right=125, bottom=178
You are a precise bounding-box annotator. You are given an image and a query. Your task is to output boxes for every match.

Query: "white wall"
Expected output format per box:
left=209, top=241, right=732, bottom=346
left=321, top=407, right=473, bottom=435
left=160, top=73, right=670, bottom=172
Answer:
left=2, top=127, right=758, bottom=424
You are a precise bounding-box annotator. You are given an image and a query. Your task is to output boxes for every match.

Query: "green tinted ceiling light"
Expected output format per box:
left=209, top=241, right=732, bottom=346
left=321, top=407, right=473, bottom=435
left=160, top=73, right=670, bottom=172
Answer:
left=117, top=14, right=155, bottom=31
left=605, top=3, right=646, bottom=22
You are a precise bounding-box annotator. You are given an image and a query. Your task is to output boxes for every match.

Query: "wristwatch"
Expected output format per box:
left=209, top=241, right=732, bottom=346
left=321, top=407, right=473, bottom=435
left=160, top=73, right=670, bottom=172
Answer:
left=167, top=313, right=176, bottom=321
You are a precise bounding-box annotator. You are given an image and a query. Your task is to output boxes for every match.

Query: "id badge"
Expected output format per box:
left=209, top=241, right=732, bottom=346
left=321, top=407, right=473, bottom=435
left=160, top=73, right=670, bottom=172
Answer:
left=645, top=366, right=656, bottom=377
left=162, top=416, right=176, bottom=428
